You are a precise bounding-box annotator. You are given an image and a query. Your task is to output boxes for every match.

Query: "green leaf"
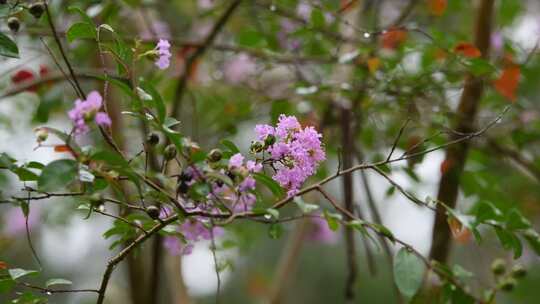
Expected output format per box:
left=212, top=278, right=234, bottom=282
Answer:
left=268, top=223, right=283, bottom=239
left=495, top=227, right=522, bottom=258
left=14, top=167, right=39, bottom=181
left=393, top=248, right=426, bottom=298
left=220, top=140, right=240, bottom=154
left=0, top=32, right=19, bottom=58
left=323, top=210, right=340, bottom=231
left=38, top=159, right=78, bottom=192
left=67, top=22, right=97, bottom=42
left=265, top=208, right=279, bottom=219
left=68, top=6, right=95, bottom=25
left=294, top=197, right=319, bottom=213
left=522, top=229, right=540, bottom=256
left=371, top=223, right=395, bottom=243
left=139, top=82, right=166, bottom=123
left=45, top=278, right=73, bottom=288
left=0, top=278, right=15, bottom=293
left=8, top=268, right=39, bottom=280
left=252, top=173, right=284, bottom=197
left=506, top=209, right=531, bottom=230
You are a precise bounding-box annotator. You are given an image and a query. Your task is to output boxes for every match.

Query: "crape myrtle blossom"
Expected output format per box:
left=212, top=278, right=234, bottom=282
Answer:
left=68, top=91, right=111, bottom=135
left=160, top=206, right=224, bottom=256
left=155, top=39, right=172, bottom=70
left=255, top=115, right=325, bottom=197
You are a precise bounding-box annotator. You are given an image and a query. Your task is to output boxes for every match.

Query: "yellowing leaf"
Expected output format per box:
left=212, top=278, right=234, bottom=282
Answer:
left=367, top=57, right=380, bottom=74
left=493, top=66, right=520, bottom=102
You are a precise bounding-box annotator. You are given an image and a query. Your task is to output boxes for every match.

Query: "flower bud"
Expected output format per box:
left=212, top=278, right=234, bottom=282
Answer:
left=250, top=140, right=264, bottom=153
left=29, top=2, right=45, bottom=19
left=145, top=205, right=161, bottom=220
left=7, top=17, right=20, bottom=33
left=89, top=193, right=104, bottom=207
left=491, top=259, right=506, bottom=275
left=35, top=128, right=48, bottom=143
left=146, top=132, right=160, bottom=146
left=179, top=171, right=193, bottom=182
left=499, top=278, right=517, bottom=292
left=163, top=144, right=177, bottom=160
left=207, top=149, right=223, bottom=162
left=177, top=181, right=189, bottom=194
left=264, top=134, right=276, bottom=147
left=510, top=264, right=527, bottom=279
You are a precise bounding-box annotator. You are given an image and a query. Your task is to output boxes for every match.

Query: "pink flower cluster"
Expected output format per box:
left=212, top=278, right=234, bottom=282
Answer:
left=155, top=39, right=172, bottom=70
left=164, top=219, right=224, bottom=255
left=68, top=91, right=111, bottom=134
left=223, top=153, right=263, bottom=212
left=255, top=115, right=325, bottom=197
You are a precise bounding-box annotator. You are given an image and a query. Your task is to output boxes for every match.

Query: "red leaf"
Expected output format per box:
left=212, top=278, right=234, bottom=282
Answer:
left=428, top=0, right=447, bottom=16
left=0, top=261, right=7, bottom=269
left=39, top=65, right=50, bottom=77
left=381, top=28, right=408, bottom=49
left=454, top=42, right=481, bottom=58
left=493, top=66, right=520, bottom=102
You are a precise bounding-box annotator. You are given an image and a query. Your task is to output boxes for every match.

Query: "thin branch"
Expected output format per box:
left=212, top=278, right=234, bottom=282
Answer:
left=44, top=2, right=86, bottom=99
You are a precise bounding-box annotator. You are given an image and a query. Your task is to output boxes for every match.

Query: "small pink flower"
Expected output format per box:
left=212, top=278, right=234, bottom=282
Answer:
left=155, top=39, right=172, bottom=70
left=223, top=53, right=256, bottom=84
left=229, top=153, right=244, bottom=169
left=68, top=91, right=111, bottom=134
left=246, top=160, right=262, bottom=173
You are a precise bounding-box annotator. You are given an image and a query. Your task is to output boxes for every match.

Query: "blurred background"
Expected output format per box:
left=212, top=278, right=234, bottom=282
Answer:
left=1, top=0, right=540, bottom=303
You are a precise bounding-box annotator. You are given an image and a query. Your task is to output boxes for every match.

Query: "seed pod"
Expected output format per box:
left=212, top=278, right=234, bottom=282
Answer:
left=491, top=259, right=506, bottom=275
left=146, top=206, right=161, bottom=220
left=177, top=181, right=189, bottom=194
left=500, top=278, right=517, bottom=292
left=29, top=2, right=45, bottom=19
left=146, top=132, right=160, bottom=146
left=510, top=264, right=527, bottom=279
left=207, top=148, right=223, bottom=162
left=264, top=134, right=276, bottom=147
left=163, top=144, right=177, bottom=160
left=250, top=140, right=264, bottom=153
left=7, top=17, right=20, bottom=33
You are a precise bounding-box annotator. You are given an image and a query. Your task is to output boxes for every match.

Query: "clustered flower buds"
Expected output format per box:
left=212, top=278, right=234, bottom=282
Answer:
left=68, top=91, right=111, bottom=134
left=254, top=114, right=325, bottom=197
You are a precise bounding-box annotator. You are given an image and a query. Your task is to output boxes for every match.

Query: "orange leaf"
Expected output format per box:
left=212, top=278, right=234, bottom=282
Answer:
left=367, top=57, right=381, bottom=74
left=493, top=67, right=520, bottom=102
left=381, top=28, right=408, bottom=49
left=54, top=145, right=72, bottom=153
left=428, top=0, right=447, bottom=16
left=454, top=42, right=481, bottom=58
left=0, top=261, right=7, bottom=269
left=339, top=0, right=359, bottom=14
left=448, top=217, right=471, bottom=244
